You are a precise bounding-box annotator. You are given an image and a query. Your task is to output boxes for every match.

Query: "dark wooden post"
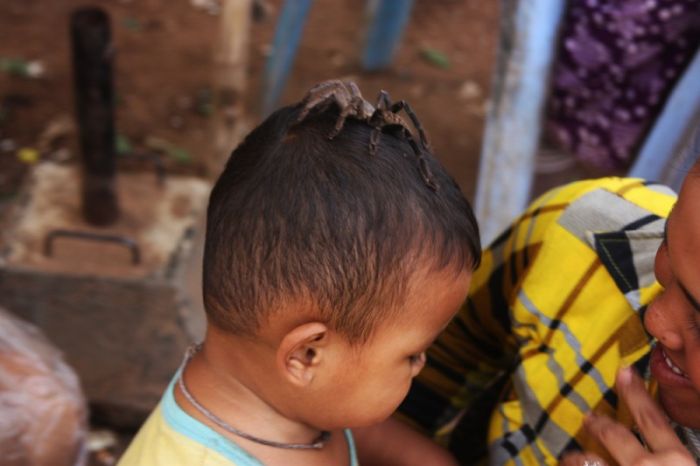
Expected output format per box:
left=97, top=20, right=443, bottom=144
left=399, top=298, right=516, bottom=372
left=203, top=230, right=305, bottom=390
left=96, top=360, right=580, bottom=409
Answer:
left=71, top=7, right=119, bottom=226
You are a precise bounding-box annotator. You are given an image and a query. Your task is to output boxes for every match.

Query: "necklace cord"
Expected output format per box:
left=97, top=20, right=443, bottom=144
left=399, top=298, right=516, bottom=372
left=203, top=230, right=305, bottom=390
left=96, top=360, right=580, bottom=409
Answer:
left=176, top=344, right=331, bottom=450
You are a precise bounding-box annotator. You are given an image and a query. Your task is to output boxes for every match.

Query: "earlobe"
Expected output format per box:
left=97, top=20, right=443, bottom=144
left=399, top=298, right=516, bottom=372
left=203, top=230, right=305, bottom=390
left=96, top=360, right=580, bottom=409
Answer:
left=278, top=322, right=328, bottom=386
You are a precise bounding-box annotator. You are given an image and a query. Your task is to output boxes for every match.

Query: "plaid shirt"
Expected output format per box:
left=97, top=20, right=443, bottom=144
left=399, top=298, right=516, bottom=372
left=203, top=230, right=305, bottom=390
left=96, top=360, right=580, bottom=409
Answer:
left=398, top=177, right=679, bottom=465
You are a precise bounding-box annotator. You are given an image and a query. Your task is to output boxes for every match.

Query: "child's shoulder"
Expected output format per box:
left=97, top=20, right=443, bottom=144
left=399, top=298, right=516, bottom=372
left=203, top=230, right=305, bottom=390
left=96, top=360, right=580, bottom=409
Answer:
left=117, top=392, right=263, bottom=466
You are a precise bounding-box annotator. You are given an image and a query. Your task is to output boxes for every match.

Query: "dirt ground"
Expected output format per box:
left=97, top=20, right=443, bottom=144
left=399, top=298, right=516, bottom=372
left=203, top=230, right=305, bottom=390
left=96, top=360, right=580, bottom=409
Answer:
left=0, top=0, right=499, bottom=203
left=0, top=0, right=500, bottom=463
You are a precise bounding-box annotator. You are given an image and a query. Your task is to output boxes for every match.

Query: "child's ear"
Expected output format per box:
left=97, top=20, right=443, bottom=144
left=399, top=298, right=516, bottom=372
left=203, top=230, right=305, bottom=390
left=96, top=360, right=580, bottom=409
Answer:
left=278, top=322, right=328, bottom=387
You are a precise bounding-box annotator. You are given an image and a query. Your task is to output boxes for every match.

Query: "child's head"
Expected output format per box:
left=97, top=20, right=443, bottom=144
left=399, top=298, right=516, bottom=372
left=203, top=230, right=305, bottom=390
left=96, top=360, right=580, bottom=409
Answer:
left=202, top=94, right=480, bottom=428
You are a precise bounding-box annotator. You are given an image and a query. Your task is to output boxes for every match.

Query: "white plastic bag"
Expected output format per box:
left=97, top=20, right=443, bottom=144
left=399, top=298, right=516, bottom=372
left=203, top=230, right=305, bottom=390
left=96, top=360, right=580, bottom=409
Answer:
left=0, top=307, right=87, bottom=466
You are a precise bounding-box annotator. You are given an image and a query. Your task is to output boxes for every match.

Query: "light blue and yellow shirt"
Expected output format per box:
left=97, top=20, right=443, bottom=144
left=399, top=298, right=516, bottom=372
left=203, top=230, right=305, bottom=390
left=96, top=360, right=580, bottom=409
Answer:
left=118, top=373, right=359, bottom=466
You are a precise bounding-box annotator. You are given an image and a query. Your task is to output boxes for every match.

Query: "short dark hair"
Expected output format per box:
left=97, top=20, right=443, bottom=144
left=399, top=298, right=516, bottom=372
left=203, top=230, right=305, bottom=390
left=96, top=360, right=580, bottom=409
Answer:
left=203, top=103, right=480, bottom=342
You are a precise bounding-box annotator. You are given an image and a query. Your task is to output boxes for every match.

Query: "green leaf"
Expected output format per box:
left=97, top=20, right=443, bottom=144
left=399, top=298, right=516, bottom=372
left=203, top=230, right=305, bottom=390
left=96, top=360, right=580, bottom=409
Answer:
left=145, top=136, right=192, bottom=164
left=419, top=48, right=450, bottom=69
left=168, top=147, right=192, bottom=164
left=115, top=134, right=133, bottom=155
left=122, top=17, right=142, bottom=31
left=0, top=57, right=29, bottom=77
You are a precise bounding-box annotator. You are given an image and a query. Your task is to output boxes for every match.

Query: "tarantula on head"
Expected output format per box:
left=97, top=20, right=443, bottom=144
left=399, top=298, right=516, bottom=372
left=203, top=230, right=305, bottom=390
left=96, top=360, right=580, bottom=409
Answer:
left=296, top=80, right=437, bottom=191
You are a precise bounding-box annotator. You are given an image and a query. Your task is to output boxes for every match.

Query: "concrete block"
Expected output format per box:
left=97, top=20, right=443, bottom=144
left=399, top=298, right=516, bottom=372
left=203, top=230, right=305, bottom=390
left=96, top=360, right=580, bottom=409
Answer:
left=0, top=163, right=210, bottom=427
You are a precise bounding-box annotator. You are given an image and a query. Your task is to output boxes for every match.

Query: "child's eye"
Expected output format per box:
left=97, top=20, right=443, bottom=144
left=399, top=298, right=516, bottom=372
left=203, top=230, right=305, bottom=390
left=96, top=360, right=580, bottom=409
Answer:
left=408, top=352, right=426, bottom=366
left=686, top=315, right=700, bottom=341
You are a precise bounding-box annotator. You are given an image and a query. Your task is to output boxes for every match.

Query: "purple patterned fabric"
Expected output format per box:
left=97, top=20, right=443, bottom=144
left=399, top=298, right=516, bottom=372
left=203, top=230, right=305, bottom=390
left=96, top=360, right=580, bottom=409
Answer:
left=546, top=0, right=700, bottom=170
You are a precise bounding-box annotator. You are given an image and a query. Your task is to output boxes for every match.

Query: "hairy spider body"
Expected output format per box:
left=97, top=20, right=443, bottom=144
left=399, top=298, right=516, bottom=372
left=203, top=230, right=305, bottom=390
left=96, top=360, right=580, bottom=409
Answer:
left=296, top=80, right=437, bottom=191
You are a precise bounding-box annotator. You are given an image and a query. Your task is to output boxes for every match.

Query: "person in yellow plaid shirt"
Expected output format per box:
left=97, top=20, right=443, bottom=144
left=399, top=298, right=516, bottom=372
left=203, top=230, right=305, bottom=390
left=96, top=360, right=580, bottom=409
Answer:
left=357, top=167, right=700, bottom=465
left=400, top=175, right=677, bottom=465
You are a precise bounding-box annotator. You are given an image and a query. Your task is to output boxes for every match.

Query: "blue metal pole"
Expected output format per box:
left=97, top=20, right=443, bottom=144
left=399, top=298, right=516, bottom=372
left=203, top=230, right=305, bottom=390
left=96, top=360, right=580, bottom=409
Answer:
left=262, top=0, right=313, bottom=114
left=629, top=48, right=700, bottom=191
left=362, top=0, right=415, bottom=71
left=474, top=0, right=566, bottom=245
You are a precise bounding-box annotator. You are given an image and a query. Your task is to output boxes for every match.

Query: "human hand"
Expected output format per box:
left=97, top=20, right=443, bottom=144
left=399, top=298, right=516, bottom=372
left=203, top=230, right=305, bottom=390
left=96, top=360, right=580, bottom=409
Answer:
left=560, top=366, right=694, bottom=466
left=354, top=418, right=458, bottom=466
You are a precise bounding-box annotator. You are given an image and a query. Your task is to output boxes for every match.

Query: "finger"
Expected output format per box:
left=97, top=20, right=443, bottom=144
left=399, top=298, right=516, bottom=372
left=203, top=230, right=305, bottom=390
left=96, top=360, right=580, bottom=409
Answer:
left=584, top=413, right=647, bottom=466
left=616, top=366, right=684, bottom=452
left=560, top=451, right=608, bottom=466
left=646, top=451, right=696, bottom=465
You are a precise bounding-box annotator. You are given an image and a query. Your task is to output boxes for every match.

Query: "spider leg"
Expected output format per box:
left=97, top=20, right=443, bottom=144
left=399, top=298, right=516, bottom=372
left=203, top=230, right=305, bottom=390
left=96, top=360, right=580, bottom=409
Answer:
left=399, top=126, right=437, bottom=191
left=369, top=123, right=382, bottom=155
left=417, top=155, right=438, bottom=191
left=347, top=81, right=363, bottom=101
left=367, top=92, right=397, bottom=155
left=389, top=100, right=430, bottom=150
left=328, top=103, right=354, bottom=139
left=376, top=90, right=392, bottom=111
left=297, top=80, right=352, bottom=124
left=348, top=82, right=376, bottom=120
left=368, top=90, right=391, bottom=130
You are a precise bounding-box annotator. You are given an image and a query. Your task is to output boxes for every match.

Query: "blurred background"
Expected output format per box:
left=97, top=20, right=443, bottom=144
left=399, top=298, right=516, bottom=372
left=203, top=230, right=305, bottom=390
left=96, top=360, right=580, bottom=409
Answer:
left=0, top=1, right=698, bottom=465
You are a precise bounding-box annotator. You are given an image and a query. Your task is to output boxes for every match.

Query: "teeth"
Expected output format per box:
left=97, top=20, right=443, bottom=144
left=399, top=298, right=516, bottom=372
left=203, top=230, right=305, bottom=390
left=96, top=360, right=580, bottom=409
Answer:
left=662, top=349, right=688, bottom=378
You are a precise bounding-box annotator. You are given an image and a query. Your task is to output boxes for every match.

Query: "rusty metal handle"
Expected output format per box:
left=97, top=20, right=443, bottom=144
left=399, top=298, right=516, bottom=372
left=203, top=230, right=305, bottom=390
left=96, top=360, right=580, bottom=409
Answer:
left=43, top=229, right=141, bottom=265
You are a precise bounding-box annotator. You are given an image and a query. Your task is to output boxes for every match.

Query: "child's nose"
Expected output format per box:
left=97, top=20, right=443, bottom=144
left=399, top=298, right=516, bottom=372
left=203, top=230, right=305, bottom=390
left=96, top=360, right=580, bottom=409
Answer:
left=645, top=299, right=683, bottom=351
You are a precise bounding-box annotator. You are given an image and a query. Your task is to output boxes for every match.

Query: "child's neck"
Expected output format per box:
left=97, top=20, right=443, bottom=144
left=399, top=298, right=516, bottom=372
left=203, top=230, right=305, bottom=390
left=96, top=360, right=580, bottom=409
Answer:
left=173, top=335, right=350, bottom=465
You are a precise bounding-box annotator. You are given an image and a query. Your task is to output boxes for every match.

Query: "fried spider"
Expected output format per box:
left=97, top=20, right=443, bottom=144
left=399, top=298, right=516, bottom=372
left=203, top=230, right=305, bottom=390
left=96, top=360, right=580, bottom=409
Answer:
left=296, top=80, right=437, bottom=191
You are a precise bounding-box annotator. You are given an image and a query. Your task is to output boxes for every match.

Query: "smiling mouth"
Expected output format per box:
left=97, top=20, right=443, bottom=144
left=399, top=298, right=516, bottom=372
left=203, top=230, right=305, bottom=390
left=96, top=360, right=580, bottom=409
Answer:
left=662, top=348, right=689, bottom=379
